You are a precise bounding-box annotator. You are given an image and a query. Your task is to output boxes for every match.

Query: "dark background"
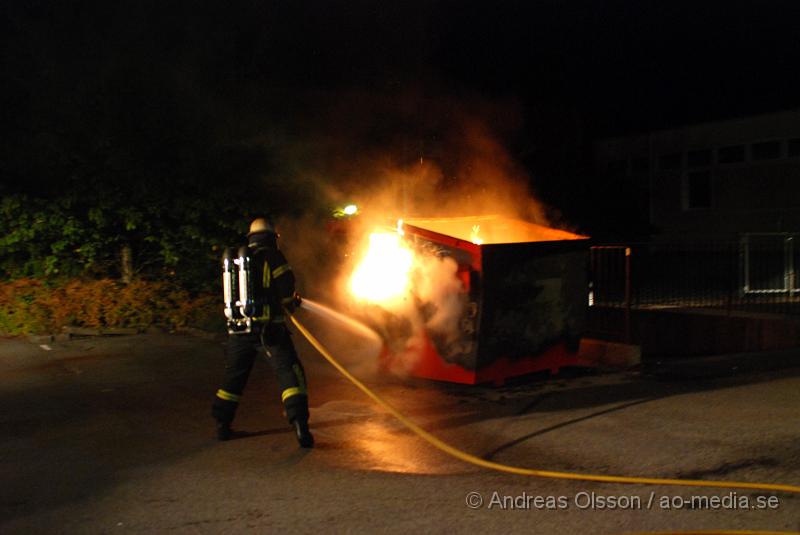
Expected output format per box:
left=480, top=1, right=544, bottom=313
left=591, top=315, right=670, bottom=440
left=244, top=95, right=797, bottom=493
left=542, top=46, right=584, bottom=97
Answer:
left=2, top=0, right=800, bottom=281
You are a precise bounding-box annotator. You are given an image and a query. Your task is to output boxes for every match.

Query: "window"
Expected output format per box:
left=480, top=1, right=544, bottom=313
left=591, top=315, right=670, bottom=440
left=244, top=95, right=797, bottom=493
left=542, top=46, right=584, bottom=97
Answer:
left=687, top=149, right=711, bottom=167
left=717, top=145, right=745, bottom=164
left=752, top=140, right=782, bottom=160
left=788, top=138, right=800, bottom=158
left=631, top=157, right=649, bottom=174
left=684, top=170, right=712, bottom=210
left=607, top=160, right=627, bottom=175
left=658, top=152, right=682, bottom=170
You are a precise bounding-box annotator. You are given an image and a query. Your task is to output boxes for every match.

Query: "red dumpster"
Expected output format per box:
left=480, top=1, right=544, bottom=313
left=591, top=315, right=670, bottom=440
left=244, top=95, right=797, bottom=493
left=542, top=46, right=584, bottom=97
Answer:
left=381, top=215, right=591, bottom=385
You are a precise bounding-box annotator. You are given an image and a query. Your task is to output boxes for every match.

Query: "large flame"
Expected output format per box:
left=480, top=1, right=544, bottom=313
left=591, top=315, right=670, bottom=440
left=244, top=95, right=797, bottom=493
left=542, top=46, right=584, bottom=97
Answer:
left=349, top=231, right=414, bottom=304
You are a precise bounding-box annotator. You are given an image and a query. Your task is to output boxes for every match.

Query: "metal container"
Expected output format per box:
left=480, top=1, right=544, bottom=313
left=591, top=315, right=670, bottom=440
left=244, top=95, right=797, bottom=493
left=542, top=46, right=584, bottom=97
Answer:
left=386, top=215, right=590, bottom=384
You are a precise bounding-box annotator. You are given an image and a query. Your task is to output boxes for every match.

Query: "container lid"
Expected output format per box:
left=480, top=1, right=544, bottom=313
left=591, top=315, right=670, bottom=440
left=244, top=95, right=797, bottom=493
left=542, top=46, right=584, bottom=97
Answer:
left=402, top=215, right=587, bottom=245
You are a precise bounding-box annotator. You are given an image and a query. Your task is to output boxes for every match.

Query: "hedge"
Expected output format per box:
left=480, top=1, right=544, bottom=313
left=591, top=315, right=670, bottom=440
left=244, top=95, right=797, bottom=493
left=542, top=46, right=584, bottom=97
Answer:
left=0, top=278, right=221, bottom=335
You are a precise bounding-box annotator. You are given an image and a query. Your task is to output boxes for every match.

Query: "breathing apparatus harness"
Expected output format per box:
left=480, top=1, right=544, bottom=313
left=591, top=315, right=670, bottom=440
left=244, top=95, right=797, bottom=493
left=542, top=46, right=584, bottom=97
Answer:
left=222, top=245, right=257, bottom=335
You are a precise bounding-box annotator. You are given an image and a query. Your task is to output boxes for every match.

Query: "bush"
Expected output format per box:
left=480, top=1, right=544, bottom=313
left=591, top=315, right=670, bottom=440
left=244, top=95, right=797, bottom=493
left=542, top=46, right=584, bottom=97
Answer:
left=0, top=278, right=221, bottom=335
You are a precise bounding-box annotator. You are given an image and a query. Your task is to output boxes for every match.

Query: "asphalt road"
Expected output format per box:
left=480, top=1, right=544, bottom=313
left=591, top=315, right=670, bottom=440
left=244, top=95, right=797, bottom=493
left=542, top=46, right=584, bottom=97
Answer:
left=1, top=315, right=799, bottom=534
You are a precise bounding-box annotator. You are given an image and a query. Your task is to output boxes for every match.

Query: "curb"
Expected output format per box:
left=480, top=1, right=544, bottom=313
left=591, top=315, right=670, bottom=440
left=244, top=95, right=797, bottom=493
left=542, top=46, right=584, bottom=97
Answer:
left=643, top=347, right=800, bottom=378
left=62, top=326, right=140, bottom=337
left=175, top=326, right=226, bottom=341
left=27, top=333, right=71, bottom=344
left=26, top=325, right=226, bottom=344
left=27, top=326, right=162, bottom=343
left=579, top=338, right=641, bottom=370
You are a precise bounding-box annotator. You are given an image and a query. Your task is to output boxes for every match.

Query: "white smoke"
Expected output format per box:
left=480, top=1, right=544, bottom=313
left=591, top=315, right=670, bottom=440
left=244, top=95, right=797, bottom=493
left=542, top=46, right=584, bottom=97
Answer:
left=413, top=254, right=466, bottom=349
left=366, top=248, right=467, bottom=376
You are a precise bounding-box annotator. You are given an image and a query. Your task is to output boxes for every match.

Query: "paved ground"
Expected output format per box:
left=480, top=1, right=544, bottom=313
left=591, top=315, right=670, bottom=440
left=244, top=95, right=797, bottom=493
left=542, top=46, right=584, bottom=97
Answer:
left=1, top=313, right=799, bottom=534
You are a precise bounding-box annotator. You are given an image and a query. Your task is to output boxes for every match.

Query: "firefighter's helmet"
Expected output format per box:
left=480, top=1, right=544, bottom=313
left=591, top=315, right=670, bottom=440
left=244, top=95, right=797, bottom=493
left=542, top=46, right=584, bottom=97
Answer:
left=247, top=216, right=276, bottom=237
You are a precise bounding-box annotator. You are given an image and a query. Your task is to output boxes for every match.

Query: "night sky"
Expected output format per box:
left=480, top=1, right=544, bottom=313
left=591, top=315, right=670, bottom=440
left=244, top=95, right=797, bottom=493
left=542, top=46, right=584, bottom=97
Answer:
left=3, top=0, right=800, bottom=233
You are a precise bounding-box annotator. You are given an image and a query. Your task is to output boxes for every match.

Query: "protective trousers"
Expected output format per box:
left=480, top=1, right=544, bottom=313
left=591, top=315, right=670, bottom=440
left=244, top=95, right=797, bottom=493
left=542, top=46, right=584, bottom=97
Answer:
left=211, top=323, right=309, bottom=426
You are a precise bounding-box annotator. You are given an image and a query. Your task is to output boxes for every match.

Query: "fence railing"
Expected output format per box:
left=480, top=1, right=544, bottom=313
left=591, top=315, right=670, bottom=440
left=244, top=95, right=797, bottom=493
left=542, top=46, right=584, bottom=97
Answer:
left=588, top=237, right=800, bottom=340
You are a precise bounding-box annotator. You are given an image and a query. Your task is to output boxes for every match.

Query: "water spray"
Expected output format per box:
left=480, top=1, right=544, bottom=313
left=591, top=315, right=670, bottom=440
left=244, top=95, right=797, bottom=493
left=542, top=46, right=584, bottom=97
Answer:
left=299, top=298, right=382, bottom=344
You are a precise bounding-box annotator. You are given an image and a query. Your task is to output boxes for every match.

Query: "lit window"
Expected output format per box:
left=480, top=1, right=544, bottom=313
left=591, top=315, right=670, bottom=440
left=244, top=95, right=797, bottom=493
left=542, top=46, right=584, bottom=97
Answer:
left=717, top=145, right=745, bottom=164
left=752, top=141, right=782, bottom=160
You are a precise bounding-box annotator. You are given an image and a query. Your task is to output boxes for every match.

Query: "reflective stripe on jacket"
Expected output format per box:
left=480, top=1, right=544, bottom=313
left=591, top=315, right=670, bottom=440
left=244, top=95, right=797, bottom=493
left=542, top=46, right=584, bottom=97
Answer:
left=249, top=244, right=296, bottom=323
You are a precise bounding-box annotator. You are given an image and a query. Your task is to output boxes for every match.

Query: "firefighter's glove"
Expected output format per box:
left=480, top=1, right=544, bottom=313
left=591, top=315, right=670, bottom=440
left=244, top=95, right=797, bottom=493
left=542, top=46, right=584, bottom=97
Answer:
left=285, top=292, right=302, bottom=314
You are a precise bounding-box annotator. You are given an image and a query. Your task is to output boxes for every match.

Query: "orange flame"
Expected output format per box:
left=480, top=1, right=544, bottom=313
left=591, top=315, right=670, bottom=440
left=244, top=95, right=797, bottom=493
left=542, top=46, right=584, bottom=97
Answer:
left=470, top=224, right=483, bottom=245
left=349, top=230, right=413, bottom=304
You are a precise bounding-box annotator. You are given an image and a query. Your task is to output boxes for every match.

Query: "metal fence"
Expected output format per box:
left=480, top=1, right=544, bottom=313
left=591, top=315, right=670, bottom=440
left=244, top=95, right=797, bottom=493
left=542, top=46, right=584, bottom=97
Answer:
left=588, top=235, right=800, bottom=340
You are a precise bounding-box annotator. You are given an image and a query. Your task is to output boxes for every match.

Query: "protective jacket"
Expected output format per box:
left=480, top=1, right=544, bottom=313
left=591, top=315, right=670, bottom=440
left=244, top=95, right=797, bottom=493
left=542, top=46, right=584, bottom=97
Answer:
left=249, top=241, right=297, bottom=324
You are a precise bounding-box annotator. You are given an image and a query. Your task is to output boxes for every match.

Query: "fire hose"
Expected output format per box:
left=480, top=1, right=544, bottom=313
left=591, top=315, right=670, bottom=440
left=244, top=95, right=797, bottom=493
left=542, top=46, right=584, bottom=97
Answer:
left=623, top=532, right=797, bottom=535
left=288, top=312, right=800, bottom=496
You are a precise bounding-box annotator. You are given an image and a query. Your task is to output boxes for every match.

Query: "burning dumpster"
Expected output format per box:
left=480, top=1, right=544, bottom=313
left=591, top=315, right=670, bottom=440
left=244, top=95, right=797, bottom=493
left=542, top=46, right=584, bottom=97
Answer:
left=356, top=215, right=590, bottom=385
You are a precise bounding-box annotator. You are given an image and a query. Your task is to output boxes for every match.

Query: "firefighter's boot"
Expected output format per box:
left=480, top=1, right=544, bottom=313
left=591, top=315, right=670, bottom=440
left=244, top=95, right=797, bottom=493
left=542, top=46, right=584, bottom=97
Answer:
left=293, top=419, right=314, bottom=448
left=216, top=421, right=233, bottom=441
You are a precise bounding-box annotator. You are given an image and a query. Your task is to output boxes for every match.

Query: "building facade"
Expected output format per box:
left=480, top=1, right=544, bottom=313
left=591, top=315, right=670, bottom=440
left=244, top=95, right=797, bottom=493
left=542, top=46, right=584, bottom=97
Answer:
left=594, top=109, right=800, bottom=242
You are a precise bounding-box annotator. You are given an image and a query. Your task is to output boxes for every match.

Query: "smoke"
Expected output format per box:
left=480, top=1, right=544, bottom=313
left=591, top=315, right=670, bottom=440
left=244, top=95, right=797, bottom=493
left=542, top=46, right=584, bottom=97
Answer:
left=302, top=110, right=551, bottom=225
left=269, top=89, right=561, bottom=376
left=414, top=254, right=464, bottom=346
left=389, top=253, right=467, bottom=375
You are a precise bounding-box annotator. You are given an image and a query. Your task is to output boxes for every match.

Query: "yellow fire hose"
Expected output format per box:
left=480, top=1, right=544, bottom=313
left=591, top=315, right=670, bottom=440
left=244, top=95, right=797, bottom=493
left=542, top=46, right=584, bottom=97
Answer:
left=624, top=532, right=798, bottom=535
left=289, top=315, right=800, bottom=496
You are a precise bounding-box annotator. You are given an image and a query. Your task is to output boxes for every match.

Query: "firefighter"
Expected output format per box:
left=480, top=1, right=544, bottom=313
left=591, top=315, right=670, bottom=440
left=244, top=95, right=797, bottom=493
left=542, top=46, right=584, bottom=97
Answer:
left=212, top=216, right=314, bottom=448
